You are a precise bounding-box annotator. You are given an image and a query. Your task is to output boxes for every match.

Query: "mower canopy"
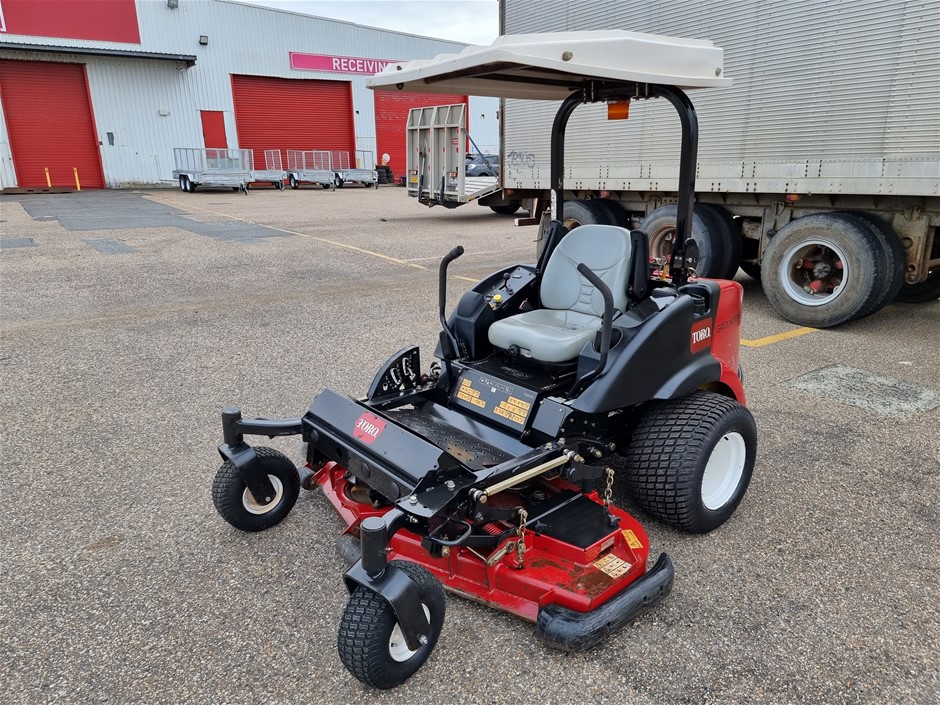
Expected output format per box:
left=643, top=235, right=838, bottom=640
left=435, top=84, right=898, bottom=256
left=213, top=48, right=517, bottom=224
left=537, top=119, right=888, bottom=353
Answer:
left=366, top=30, right=730, bottom=99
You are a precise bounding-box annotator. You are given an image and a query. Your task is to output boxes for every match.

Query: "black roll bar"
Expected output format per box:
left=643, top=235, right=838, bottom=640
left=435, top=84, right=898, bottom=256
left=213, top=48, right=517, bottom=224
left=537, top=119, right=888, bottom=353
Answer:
left=545, top=82, right=700, bottom=288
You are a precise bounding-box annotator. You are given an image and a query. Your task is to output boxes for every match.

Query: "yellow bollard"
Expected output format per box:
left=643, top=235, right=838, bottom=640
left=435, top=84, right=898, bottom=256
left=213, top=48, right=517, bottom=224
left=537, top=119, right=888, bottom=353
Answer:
left=73, top=167, right=81, bottom=191
left=45, top=168, right=51, bottom=188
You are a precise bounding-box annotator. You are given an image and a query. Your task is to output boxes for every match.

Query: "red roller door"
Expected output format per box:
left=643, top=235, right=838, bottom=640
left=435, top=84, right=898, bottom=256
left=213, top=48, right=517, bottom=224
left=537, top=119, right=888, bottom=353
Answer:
left=0, top=60, right=103, bottom=189
left=374, top=92, right=468, bottom=174
left=231, top=75, right=354, bottom=170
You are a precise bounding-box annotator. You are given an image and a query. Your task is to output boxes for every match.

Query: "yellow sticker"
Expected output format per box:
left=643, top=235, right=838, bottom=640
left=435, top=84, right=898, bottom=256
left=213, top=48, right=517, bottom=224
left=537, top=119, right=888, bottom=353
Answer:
left=507, top=396, right=531, bottom=411
left=594, top=553, right=631, bottom=578
left=622, top=529, right=644, bottom=550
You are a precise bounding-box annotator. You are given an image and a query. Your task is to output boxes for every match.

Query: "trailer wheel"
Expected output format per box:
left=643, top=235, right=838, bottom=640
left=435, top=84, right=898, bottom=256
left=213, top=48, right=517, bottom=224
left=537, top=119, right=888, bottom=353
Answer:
left=289, top=175, right=299, bottom=189
left=619, top=391, right=756, bottom=534
left=178, top=175, right=189, bottom=192
left=490, top=202, right=521, bottom=215
left=211, top=447, right=300, bottom=532
left=698, top=204, right=743, bottom=280
left=895, top=267, right=940, bottom=303
left=338, top=561, right=445, bottom=689
left=562, top=200, right=609, bottom=230
left=334, top=175, right=344, bottom=189
left=638, top=205, right=734, bottom=279
left=835, top=211, right=905, bottom=318
left=761, top=213, right=883, bottom=327
left=739, top=263, right=762, bottom=281
left=591, top=198, right=631, bottom=228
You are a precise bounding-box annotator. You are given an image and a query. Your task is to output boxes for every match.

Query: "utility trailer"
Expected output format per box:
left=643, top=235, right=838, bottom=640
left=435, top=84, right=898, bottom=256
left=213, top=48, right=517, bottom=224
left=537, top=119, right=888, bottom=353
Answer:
left=287, top=150, right=335, bottom=189
left=332, top=150, right=379, bottom=188
left=406, top=103, right=518, bottom=212
left=500, top=0, right=940, bottom=325
left=251, top=149, right=287, bottom=190
left=172, top=148, right=252, bottom=194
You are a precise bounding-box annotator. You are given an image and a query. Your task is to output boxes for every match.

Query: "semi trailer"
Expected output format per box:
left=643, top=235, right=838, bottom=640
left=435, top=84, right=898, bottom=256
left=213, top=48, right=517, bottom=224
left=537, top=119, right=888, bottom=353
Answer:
left=498, top=0, right=939, bottom=326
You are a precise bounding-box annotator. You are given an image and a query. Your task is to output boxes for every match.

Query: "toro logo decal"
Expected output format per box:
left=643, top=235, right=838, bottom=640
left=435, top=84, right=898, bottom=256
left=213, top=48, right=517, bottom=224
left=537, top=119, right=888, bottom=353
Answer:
left=353, top=412, right=386, bottom=445
left=690, top=319, right=713, bottom=354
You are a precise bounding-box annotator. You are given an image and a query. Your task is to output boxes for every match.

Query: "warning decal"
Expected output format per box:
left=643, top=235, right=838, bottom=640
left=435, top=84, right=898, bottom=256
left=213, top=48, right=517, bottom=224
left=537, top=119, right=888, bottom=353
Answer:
left=622, top=529, right=644, bottom=549
left=594, top=553, right=632, bottom=578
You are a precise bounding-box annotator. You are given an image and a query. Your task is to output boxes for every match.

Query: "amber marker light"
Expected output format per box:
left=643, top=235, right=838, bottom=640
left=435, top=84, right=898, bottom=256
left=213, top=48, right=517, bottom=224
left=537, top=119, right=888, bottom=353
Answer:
left=607, top=101, right=630, bottom=120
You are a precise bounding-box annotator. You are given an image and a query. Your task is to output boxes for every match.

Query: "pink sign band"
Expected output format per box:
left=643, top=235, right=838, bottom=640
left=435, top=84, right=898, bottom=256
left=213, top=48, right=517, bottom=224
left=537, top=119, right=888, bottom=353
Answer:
left=290, top=52, right=397, bottom=75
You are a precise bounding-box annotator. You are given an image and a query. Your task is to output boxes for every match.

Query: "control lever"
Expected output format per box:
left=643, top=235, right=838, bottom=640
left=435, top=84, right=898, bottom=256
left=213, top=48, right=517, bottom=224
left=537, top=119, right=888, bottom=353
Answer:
left=438, top=245, right=465, bottom=362
left=569, top=264, right=614, bottom=396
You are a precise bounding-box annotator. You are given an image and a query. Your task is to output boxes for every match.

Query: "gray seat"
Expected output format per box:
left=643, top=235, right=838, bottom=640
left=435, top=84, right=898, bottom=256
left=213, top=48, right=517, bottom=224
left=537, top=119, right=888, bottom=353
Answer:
left=488, top=224, right=632, bottom=363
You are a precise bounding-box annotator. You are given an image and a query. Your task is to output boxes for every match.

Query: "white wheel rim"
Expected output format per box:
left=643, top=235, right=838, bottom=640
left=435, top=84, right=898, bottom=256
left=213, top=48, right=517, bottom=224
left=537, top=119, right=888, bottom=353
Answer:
left=701, top=432, right=747, bottom=510
left=388, top=604, right=430, bottom=662
left=779, top=238, right=850, bottom=307
left=241, top=474, right=284, bottom=515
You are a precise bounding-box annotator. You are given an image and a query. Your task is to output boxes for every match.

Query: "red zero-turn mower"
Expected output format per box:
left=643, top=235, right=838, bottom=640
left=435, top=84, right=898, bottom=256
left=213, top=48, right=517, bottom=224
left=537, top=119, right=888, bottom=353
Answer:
left=210, top=32, right=756, bottom=688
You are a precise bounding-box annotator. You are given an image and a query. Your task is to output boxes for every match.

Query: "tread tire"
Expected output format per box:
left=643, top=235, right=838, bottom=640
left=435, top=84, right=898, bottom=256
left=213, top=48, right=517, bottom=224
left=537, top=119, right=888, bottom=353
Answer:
left=211, top=447, right=300, bottom=532
left=761, top=213, right=883, bottom=327
left=338, top=561, right=445, bottom=689
left=895, top=268, right=940, bottom=303
left=835, top=211, right=905, bottom=319
left=638, top=204, right=734, bottom=279
left=618, top=391, right=757, bottom=534
left=698, top=203, right=743, bottom=280
left=562, top=199, right=610, bottom=230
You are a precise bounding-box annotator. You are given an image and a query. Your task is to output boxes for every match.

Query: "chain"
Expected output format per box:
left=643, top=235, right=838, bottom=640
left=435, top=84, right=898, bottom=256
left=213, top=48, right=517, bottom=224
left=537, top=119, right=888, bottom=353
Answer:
left=515, top=508, right=528, bottom=566
left=604, top=467, right=614, bottom=510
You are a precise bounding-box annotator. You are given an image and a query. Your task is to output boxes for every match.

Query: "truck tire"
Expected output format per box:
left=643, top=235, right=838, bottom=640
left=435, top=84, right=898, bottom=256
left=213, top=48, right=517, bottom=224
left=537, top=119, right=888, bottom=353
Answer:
left=836, top=211, right=905, bottom=318
left=739, top=263, right=762, bottom=281
left=638, top=204, right=734, bottom=280
left=697, top=204, right=743, bottom=280
left=618, top=391, right=757, bottom=534
left=591, top=198, right=631, bottom=228
left=895, top=268, right=940, bottom=303
left=761, top=213, right=884, bottom=328
left=490, top=202, right=521, bottom=215
left=562, top=200, right=610, bottom=229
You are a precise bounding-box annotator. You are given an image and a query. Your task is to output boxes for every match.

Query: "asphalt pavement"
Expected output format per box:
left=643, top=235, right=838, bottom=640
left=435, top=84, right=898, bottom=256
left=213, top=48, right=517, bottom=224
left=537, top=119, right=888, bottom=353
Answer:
left=1, top=185, right=937, bottom=705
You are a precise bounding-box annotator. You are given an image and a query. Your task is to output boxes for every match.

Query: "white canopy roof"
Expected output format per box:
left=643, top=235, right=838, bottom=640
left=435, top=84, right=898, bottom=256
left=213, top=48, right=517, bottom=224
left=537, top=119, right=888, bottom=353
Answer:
left=367, top=31, right=731, bottom=100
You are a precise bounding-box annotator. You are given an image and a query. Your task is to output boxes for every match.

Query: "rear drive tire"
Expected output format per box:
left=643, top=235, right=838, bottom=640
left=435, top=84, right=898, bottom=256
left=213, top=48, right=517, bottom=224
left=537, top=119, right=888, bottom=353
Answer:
left=212, top=447, right=300, bottom=532
left=638, top=204, right=734, bottom=280
left=761, top=213, right=883, bottom=327
left=619, top=391, right=757, bottom=534
left=338, top=561, right=445, bottom=689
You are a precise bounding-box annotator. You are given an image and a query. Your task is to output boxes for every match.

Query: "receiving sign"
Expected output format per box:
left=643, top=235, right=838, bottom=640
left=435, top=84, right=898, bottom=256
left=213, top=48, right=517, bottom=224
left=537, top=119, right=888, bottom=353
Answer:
left=290, top=52, right=397, bottom=75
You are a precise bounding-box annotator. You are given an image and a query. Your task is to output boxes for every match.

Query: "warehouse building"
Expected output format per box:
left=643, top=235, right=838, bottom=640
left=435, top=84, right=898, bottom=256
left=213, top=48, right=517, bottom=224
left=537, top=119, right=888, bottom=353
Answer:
left=0, top=0, right=498, bottom=189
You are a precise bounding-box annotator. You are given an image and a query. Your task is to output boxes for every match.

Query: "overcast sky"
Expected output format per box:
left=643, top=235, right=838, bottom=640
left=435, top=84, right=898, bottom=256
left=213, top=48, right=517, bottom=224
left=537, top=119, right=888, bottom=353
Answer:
left=231, top=0, right=499, bottom=44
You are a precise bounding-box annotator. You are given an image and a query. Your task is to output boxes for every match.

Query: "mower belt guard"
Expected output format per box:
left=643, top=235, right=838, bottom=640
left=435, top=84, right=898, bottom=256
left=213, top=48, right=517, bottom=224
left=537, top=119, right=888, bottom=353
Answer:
left=536, top=553, right=674, bottom=652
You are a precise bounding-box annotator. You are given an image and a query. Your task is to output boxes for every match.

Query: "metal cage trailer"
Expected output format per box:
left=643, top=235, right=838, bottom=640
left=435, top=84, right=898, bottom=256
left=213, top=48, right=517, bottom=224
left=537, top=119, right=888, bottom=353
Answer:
left=172, top=148, right=252, bottom=194
left=287, top=149, right=336, bottom=189
left=333, top=150, right=379, bottom=188
left=251, top=149, right=287, bottom=190
left=406, top=103, right=500, bottom=208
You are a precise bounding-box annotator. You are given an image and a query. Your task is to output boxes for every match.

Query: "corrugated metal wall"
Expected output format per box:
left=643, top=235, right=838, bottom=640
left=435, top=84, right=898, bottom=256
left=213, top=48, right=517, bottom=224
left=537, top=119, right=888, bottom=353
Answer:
left=0, top=0, right=497, bottom=187
left=502, top=0, right=940, bottom=196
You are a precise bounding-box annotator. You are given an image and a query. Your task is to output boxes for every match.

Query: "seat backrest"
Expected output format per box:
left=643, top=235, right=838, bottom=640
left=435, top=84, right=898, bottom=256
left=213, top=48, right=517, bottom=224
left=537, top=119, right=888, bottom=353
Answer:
left=541, top=224, right=632, bottom=316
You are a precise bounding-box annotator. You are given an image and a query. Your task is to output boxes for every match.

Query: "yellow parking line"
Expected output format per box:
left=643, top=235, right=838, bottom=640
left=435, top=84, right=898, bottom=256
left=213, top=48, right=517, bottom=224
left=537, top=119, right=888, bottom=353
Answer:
left=741, top=327, right=817, bottom=347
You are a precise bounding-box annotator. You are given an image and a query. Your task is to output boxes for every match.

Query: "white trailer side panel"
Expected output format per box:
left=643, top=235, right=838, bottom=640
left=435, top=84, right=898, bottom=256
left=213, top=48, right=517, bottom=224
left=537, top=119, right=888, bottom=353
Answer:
left=502, top=0, right=940, bottom=196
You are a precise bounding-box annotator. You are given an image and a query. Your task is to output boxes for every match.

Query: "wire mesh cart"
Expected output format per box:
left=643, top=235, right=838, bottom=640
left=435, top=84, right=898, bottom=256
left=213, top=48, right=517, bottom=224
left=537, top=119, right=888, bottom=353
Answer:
left=251, top=149, right=287, bottom=190
left=332, top=150, right=379, bottom=188
left=286, top=150, right=335, bottom=189
left=172, top=148, right=252, bottom=194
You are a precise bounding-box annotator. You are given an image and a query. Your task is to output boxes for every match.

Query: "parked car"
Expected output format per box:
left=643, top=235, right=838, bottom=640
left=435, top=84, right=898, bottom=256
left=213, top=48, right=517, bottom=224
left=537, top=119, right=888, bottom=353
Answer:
left=465, top=154, right=499, bottom=177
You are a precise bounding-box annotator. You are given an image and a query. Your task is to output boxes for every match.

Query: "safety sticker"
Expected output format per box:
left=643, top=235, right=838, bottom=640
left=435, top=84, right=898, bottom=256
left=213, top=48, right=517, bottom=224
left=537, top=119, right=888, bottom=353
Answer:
left=594, top=553, right=631, bottom=578
left=456, top=378, right=487, bottom=409
left=622, top=529, right=644, bottom=550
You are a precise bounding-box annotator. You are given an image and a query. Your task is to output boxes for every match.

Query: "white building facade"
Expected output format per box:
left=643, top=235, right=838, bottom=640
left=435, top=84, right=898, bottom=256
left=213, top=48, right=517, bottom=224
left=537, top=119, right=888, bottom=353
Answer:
left=0, top=0, right=499, bottom=189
